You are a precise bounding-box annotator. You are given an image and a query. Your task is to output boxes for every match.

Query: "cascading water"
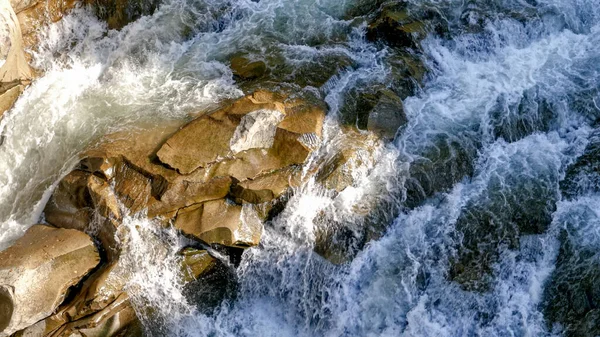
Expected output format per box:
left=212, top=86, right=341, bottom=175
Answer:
left=2, top=0, right=600, bottom=336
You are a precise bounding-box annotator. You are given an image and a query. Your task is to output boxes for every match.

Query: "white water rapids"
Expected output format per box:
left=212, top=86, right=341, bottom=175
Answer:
left=2, top=0, right=600, bottom=336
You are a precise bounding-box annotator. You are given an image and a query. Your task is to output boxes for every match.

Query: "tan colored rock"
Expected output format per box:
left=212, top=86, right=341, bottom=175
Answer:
left=44, top=170, right=92, bottom=231
left=88, top=174, right=121, bottom=220
left=48, top=293, right=140, bottom=337
left=44, top=170, right=124, bottom=258
left=278, top=99, right=326, bottom=137
left=112, top=160, right=152, bottom=215
left=0, top=83, right=23, bottom=119
left=157, top=116, right=238, bottom=174
left=231, top=166, right=301, bottom=204
left=174, top=199, right=262, bottom=248
left=0, top=225, right=100, bottom=336
left=0, top=0, right=32, bottom=82
left=156, top=91, right=316, bottom=175
left=16, top=0, right=79, bottom=49
left=208, top=128, right=313, bottom=181
left=315, top=129, right=381, bottom=192
left=148, top=175, right=233, bottom=217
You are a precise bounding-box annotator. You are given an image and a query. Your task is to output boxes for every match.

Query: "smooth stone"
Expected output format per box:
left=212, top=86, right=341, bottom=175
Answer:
left=0, top=225, right=100, bottom=336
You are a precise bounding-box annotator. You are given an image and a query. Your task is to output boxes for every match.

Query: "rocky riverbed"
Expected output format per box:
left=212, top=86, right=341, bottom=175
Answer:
left=2, top=0, right=600, bottom=336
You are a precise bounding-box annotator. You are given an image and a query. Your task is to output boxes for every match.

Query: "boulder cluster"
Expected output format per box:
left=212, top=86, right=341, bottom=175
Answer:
left=1, top=90, right=330, bottom=336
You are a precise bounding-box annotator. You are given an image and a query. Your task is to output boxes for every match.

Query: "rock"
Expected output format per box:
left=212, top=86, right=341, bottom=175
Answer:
left=86, top=0, right=161, bottom=30
left=0, top=83, right=23, bottom=119
left=339, top=86, right=406, bottom=139
left=314, top=129, right=380, bottom=192
left=179, top=248, right=217, bottom=283
left=156, top=91, right=288, bottom=175
left=14, top=0, right=81, bottom=53
left=112, top=159, right=152, bottom=215
left=206, top=128, right=313, bottom=181
left=230, top=109, right=285, bottom=154
left=0, top=0, right=32, bottom=82
left=157, top=91, right=324, bottom=176
left=0, top=225, right=100, bottom=336
left=44, top=170, right=123, bottom=258
left=231, top=166, right=301, bottom=204
left=88, top=174, right=121, bottom=220
left=45, top=91, right=325, bottom=253
left=174, top=199, right=262, bottom=248
left=560, top=130, right=600, bottom=199
left=277, top=97, right=325, bottom=137
left=48, top=293, right=141, bottom=337
left=0, top=0, right=31, bottom=119
left=366, top=89, right=407, bottom=139
left=148, top=175, right=234, bottom=217
left=366, top=4, right=440, bottom=50
left=157, top=116, right=239, bottom=174
left=44, top=170, right=93, bottom=232
left=230, top=55, right=267, bottom=80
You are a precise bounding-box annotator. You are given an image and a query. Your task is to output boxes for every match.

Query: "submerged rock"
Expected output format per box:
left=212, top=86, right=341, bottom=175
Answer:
left=179, top=248, right=218, bottom=283
left=86, top=0, right=161, bottom=30
left=0, top=225, right=100, bottom=336
left=366, top=3, right=447, bottom=50
left=543, top=230, right=600, bottom=337
left=339, top=86, right=407, bottom=140
left=230, top=55, right=268, bottom=81
left=561, top=130, right=600, bottom=199
left=367, top=8, right=427, bottom=49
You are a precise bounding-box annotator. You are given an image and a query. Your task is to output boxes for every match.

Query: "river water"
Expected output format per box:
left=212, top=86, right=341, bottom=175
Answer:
left=1, top=0, right=600, bottom=336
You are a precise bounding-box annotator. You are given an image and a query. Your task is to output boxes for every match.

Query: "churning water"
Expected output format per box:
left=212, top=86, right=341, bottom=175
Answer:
left=2, top=0, right=600, bottom=336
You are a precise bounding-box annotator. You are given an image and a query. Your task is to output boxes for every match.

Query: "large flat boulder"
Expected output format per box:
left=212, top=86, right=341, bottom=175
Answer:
left=0, top=225, right=100, bottom=336
left=157, top=91, right=324, bottom=175
left=174, top=200, right=263, bottom=248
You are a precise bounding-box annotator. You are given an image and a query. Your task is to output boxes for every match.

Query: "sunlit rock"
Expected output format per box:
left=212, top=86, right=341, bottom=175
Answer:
left=148, top=175, right=234, bottom=217
left=157, top=90, right=308, bottom=175
left=0, top=0, right=32, bottom=81
left=315, top=128, right=381, bottom=192
left=231, top=166, right=302, bottom=204
left=230, top=109, right=285, bottom=154
left=44, top=91, right=325, bottom=254
left=0, top=83, right=24, bottom=120
left=44, top=170, right=93, bottom=231
left=174, top=199, right=262, bottom=248
left=0, top=225, right=100, bottom=336
left=42, top=293, right=141, bottom=337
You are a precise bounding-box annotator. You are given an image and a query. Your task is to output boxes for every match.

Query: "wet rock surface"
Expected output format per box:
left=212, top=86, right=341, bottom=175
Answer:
left=0, top=225, right=100, bottom=336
